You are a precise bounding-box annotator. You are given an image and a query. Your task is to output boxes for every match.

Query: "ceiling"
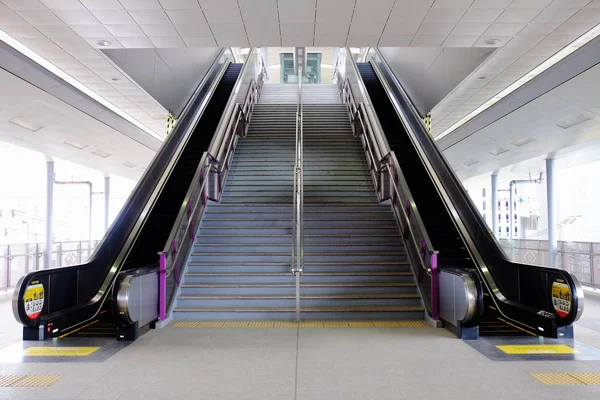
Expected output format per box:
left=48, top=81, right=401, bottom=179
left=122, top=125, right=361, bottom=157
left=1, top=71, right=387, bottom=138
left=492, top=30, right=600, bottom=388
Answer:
left=443, top=57, right=600, bottom=181
left=1, top=1, right=598, bottom=145
left=102, top=47, right=221, bottom=117
left=430, top=0, right=600, bottom=138
left=378, top=46, right=495, bottom=117
left=0, top=67, right=155, bottom=180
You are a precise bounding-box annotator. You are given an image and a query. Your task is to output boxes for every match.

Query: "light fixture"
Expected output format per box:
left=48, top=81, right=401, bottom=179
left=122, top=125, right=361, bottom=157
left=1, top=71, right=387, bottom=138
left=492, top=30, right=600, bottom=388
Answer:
left=510, top=137, right=536, bottom=147
left=92, top=149, right=111, bottom=158
left=0, top=28, right=164, bottom=142
left=63, top=139, right=89, bottom=150
left=97, top=40, right=111, bottom=47
left=556, top=114, right=591, bottom=129
left=463, top=158, right=479, bottom=166
left=489, top=147, right=509, bottom=156
left=8, top=116, right=42, bottom=132
left=435, top=22, right=600, bottom=142
left=478, top=76, right=487, bottom=80
left=122, top=161, right=136, bottom=168
left=485, top=39, right=501, bottom=45
left=110, top=77, right=120, bottom=81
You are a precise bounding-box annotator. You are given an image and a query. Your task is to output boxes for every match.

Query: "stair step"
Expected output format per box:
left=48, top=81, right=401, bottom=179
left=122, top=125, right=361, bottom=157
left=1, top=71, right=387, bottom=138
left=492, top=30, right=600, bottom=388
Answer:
left=185, top=272, right=412, bottom=277
left=174, top=306, right=423, bottom=312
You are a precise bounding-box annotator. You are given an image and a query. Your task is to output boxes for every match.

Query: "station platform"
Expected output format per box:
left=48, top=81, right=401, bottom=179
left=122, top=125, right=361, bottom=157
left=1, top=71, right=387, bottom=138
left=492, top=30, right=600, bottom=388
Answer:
left=0, top=290, right=600, bottom=399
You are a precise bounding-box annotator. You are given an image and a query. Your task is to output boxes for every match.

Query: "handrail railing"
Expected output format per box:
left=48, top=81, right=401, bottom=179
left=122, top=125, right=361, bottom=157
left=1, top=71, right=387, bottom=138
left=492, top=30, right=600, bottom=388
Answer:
left=368, top=48, right=583, bottom=333
left=334, top=51, right=439, bottom=319
left=291, top=68, right=304, bottom=321
left=158, top=51, right=267, bottom=321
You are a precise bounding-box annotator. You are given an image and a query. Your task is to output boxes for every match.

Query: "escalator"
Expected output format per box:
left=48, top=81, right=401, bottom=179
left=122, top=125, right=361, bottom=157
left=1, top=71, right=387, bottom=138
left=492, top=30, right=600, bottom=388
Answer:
left=13, top=59, right=243, bottom=340
left=356, top=60, right=582, bottom=338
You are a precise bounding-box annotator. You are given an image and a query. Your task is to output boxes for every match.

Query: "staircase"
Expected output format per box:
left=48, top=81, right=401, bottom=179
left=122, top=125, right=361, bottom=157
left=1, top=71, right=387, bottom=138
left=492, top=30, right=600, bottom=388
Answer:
left=173, top=83, right=424, bottom=321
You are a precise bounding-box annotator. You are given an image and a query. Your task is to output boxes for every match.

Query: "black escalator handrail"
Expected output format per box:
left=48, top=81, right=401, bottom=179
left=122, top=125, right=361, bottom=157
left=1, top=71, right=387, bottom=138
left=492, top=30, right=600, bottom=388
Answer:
left=334, top=54, right=440, bottom=320
left=158, top=52, right=267, bottom=319
left=370, top=49, right=584, bottom=333
left=12, top=50, right=231, bottom=332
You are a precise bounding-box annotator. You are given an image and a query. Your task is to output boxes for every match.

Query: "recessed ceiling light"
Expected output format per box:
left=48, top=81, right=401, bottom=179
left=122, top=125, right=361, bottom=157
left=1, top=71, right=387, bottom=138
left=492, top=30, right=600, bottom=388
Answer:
left=92, top=149, right=111, bottom=158
left=97, top=40, right=111, bottom=47
left=122, top=161, right=136, bottom=168
left=63, top=139, right=88, bottom=150
left=478, top=76, right=487, bottom=80
left=511, top=137, right=536, bottom=147
left=111, top=77, right=120, bottom=81
left=489, top=147, right=509, bottom=156
left=556, top=114, right=591, bottom=129
left=463, top=158, right=479, bottom=166
left=485, top=39, right=501, bottom=45
left=8, top=116, right=42, bottom=132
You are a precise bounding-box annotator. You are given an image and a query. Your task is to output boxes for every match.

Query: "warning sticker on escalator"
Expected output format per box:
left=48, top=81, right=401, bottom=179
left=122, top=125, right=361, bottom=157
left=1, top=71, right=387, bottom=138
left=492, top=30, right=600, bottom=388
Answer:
left=23, top=281, right=44, bottom=320
left=551, top=280, right=571, bottom=318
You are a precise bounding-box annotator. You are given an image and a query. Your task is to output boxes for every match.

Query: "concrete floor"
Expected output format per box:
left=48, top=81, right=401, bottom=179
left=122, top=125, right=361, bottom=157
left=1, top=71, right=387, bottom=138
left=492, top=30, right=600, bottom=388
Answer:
left=0, top=290, right=599, bottom=399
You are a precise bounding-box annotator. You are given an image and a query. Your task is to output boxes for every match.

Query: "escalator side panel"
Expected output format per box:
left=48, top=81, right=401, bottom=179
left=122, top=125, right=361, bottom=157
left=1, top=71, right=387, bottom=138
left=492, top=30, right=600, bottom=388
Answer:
left=15, top=63, right=243, bottom=338
left=357, top=61, right=580, bottom=337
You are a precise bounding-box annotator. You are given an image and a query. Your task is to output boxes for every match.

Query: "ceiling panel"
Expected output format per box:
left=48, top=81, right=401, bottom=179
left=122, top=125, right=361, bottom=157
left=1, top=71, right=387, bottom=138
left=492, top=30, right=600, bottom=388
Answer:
left=0, top=0, right=597, bottom=147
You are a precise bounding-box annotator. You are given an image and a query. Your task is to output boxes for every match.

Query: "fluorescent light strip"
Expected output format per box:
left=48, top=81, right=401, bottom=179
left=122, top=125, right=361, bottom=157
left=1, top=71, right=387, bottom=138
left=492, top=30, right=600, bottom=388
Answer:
left=0, top=29, right=164, bottom=142
left=435, top=23, right=600, bottom=142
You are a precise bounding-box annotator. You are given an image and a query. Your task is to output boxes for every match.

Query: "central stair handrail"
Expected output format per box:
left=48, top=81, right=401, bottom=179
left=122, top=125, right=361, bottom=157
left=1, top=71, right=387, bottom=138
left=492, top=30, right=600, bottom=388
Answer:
left=158, top=50, right=267, bottom=321
left=334, top=50, right=439, bottom=320
left=291, top=67, right=304, bottom=321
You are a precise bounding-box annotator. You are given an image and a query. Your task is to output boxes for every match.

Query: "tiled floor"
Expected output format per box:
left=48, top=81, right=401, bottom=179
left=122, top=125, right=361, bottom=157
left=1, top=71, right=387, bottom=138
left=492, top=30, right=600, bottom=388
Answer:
left=0, top=290, right=599, bottom=399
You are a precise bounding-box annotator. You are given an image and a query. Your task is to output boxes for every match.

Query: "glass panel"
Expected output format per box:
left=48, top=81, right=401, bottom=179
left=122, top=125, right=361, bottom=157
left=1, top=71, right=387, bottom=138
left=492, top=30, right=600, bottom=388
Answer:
left=593, top=242, right=600, bottom=255
left=280, top=53, right=295, bottom=84
left=305, top=53, right=321, bottom=83
left=10, top=255, right=27, bottom=288
left=562, top=253, right=592, bottom=285
left=563, top=241, right=591, bottom=254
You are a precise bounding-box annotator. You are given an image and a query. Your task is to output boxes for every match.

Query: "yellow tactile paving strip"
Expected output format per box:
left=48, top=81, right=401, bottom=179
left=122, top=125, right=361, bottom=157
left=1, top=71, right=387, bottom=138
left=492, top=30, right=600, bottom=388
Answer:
left=24, top=347, right=100, bottom=356
left=173, top=320, right=426, bottom=328
left=0, top=375, right=62, bottom=387
left=497, top=345, right=577, bottom=355
left=532, top=373, right=600, bottom=385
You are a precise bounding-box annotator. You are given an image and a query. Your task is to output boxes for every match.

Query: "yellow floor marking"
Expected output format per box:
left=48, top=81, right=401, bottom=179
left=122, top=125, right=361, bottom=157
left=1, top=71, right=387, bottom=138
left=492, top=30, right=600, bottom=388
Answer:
left=24, top=347, right=100, bottom=356
left=0, top=375, right=62, bottom=387
left=496, top=317, right=537, bottom=336
left=532, top=373, right=600, bottom=385
left=172, top=320, right=426, bottom=328
left=497, top=345, right=577, bottom=355
left=572, top=374, right=600, bottom=384
left=58, top=319, right=100, bottom=338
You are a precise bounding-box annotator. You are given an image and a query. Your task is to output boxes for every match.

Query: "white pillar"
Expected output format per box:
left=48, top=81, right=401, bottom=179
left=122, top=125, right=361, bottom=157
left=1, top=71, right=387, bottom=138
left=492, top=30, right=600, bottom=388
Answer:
left=104, top=175, right=110, bottom=232
left=491, top=174, right=498, bottom=238
left=44, top=160, right=54, bottom=269
left=546, top=158, right=558, bottom=267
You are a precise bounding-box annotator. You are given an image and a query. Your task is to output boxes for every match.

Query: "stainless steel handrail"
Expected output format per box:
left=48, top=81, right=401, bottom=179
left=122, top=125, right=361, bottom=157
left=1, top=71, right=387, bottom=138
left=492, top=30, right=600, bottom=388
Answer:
left=291, top=68, right=304, bottom=321
left=158, top=51, right=267, bottom=320
left=333, top=50, right=440, bottom=319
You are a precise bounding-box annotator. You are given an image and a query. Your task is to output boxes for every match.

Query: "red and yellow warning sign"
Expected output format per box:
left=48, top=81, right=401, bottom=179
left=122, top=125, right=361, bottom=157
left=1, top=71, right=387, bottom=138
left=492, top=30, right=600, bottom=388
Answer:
left=552, top=279, right=571, bottom=318
left=23, top=281, right=44, bottom=320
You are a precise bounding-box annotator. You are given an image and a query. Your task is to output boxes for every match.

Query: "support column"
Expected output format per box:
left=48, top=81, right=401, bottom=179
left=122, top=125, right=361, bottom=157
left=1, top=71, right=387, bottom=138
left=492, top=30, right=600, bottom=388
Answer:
left=104, top=175, right=110, bottom=232
left=491, top=173, right=498, bottom=238
left=546, top=158, right=558, bottom=268
left=44, top=160, right=54, bottom=269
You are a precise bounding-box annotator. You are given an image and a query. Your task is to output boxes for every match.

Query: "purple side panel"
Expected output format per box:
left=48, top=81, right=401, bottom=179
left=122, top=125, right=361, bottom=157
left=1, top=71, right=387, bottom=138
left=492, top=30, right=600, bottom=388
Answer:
left=159, top=252, right=166, bottom=321
left=431, top=252, right=439, bottom=320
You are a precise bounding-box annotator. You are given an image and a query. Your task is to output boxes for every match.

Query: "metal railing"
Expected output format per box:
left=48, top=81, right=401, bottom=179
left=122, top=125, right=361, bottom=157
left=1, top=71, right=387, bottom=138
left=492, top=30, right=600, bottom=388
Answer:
left=291, top=67, right=304, bottom=321
left=158, top=51, right=267, bottom=321
left=500, top=238, right=600, bottom=289
left=334, top=52, right=439, bottom=319
left=1, top=240, right=100, bottom=291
